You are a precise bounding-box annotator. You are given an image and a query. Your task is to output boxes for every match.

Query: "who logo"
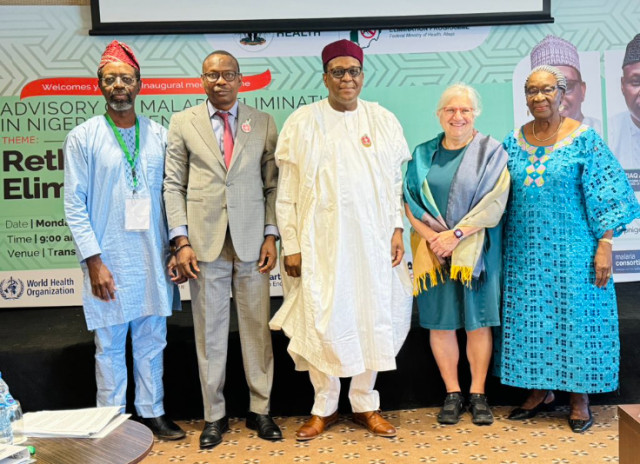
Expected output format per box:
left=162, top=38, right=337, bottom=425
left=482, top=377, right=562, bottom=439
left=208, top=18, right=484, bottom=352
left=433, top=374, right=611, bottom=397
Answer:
left=0, top=276, right=24, bottom=300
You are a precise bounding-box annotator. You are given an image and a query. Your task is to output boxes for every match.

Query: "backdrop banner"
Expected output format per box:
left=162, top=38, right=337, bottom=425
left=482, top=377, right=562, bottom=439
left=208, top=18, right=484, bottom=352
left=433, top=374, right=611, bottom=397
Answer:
left=1, top=1, right=639, bottom=307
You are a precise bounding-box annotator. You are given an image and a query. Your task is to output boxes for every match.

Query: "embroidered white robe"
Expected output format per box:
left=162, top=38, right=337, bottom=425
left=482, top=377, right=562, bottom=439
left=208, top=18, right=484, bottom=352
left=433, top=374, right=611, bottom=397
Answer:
left=270, top=99, right=413, bottom=377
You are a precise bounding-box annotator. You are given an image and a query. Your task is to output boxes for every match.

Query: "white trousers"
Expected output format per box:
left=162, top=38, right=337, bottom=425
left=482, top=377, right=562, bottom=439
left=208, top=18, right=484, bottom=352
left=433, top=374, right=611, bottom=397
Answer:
left=94, top=315, right=167, bottom=418
left=309, top=365, right=379, bottom=416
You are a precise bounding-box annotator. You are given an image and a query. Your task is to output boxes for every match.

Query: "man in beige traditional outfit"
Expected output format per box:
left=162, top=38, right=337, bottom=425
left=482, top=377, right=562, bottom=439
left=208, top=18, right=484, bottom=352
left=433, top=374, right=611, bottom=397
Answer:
left=270, top=39, right=413, bottom=441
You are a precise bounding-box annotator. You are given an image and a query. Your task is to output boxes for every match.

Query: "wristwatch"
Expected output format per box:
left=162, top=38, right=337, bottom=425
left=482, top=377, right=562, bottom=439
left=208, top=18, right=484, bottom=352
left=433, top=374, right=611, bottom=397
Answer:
left=453, top=229, right=464, bottom=240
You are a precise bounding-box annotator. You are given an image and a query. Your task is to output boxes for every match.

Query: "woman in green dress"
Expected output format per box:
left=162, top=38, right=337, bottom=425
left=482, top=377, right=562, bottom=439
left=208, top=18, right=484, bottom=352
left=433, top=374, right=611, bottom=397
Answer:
left=403, top=83, right=510, bottom=425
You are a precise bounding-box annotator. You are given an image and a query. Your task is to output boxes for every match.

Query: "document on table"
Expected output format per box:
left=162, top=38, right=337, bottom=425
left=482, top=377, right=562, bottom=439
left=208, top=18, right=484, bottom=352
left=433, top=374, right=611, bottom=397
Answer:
left=23, top=406, right=130, bottom=438
left=0, top=444, right=31, bottom=464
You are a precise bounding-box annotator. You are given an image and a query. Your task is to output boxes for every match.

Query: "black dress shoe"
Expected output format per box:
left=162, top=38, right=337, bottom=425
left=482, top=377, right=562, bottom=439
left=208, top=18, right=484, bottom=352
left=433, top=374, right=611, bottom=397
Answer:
left=140, top=415, right=186, bottom=440
left=508, top=390, right=555, bottom=420
left=569, top=408, right=594, bottom=433
left=246, top=412, right=283, bottom=441
left=200, top=416, right=229, bottom=449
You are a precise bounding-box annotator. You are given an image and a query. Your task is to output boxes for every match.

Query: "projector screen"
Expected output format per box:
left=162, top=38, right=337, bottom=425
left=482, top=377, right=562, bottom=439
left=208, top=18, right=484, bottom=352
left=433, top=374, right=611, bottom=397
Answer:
left=89, top=0, right=552, bottom=35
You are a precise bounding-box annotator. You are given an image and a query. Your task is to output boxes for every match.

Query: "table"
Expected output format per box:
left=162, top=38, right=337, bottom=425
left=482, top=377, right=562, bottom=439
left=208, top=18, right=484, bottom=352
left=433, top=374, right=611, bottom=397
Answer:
left=25, top=420, right=153, bottom=464
left=619, top=404, right=640, bottom=464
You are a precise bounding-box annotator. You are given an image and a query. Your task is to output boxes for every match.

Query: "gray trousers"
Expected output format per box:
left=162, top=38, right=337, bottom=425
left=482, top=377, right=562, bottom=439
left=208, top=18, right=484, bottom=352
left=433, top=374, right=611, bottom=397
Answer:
left=190, top=231, right=274, bottom=422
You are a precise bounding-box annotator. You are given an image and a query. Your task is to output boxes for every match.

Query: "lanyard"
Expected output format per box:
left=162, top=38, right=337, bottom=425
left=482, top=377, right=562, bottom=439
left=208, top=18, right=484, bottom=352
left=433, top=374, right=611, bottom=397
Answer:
left=104, top=113, right=140, bottom=191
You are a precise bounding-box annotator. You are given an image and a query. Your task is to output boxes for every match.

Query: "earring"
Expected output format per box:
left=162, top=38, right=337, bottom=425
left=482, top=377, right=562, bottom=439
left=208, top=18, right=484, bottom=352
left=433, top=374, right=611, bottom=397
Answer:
left=526, top=109, right=531, bottom=117
left=559, top=104, right=565, bottom=113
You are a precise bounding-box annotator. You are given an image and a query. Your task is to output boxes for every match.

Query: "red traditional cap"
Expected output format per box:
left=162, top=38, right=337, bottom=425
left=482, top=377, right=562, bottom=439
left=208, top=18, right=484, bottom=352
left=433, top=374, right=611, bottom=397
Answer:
left=321, top=39, right=364, bottom=67
left=98, top=40, right=140, bottom=72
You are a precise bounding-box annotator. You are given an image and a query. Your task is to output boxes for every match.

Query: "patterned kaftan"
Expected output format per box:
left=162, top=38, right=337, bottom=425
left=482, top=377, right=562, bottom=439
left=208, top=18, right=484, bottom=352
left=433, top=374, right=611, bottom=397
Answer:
left=499, top=125, right=640, bottom=393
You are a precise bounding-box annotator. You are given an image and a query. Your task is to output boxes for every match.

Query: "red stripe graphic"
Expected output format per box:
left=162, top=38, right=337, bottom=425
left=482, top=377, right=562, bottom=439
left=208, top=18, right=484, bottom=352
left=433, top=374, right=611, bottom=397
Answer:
left=20, top=71, right=271, bottom=99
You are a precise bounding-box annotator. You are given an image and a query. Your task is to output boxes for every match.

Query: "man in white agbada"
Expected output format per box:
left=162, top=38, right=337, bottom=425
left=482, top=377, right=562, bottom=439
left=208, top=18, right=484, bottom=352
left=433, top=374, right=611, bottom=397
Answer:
left=270, top=39, right=413, bottom=441
left=609, top=33, right=640, bottom=170
left=63, top=41, right=184, bottom=440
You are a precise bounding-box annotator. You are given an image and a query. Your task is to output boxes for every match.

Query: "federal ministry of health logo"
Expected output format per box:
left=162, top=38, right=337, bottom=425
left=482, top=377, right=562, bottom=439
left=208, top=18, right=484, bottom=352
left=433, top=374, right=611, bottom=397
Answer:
left=236, top=33, right=274, bottom=52
left=0, top=277, right=24, bottom=300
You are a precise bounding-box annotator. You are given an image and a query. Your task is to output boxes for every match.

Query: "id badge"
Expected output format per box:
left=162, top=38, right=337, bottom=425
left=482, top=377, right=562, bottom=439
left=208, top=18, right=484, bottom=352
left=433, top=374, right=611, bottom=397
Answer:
left=125, top=196, right=151, bottom=231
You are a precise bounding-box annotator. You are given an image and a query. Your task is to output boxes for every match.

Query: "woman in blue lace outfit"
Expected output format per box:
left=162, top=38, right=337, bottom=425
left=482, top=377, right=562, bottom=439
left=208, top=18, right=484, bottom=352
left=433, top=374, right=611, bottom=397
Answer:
left=500, top=65, right=640, bottom=433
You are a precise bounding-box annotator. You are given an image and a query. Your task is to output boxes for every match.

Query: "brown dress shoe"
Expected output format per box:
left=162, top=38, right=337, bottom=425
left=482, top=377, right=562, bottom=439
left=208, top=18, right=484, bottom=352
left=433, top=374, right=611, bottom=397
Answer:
left=295, top=410, right=339, bottom=441
left=352, top=411, right=396, bottom=437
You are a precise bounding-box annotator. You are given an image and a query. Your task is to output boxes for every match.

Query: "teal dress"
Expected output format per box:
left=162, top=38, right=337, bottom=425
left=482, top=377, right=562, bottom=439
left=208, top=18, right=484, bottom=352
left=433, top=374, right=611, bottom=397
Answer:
left=416, top=142, right=503, bottom=331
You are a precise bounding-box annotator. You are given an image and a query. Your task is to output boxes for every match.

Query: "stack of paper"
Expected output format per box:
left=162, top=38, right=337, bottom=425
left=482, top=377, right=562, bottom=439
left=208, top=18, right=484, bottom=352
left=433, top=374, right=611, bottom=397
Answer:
left=0, top=444, right=31, bottom=464
left=23, top=406, right=129, bottom=439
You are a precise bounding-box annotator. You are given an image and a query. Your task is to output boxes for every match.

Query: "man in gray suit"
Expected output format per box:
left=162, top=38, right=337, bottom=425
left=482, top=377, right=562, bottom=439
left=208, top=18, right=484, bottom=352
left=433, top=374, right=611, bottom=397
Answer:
left=163, top=50, right=281, bottom=449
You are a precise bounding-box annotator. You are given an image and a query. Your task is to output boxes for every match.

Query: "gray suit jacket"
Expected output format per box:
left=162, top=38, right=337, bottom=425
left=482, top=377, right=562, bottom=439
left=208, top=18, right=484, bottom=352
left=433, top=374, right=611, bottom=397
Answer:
left=163, top=101, right=278, bottom=262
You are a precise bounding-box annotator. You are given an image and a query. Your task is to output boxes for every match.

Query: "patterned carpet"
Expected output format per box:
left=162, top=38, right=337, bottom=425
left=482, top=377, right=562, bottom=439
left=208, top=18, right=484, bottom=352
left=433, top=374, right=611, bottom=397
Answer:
left=145, top=405, right=619, bottom=463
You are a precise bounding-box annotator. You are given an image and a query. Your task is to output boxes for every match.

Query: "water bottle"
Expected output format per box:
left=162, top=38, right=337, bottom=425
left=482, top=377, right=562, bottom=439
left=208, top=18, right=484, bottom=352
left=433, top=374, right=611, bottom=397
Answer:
left=7, top=398, right=24, bottom=444
left=0, top=400, right=12, bottom=444
left=0, top=372, right=9, bottom=399
left=0, top=372, right=15, bottom=444
left=0, top=372, right=15, bottom=406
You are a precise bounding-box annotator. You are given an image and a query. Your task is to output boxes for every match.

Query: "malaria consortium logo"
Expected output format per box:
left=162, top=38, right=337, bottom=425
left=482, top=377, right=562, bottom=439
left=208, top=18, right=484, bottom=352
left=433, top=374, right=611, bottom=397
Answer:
left=0, top=276, right=24, bottom=300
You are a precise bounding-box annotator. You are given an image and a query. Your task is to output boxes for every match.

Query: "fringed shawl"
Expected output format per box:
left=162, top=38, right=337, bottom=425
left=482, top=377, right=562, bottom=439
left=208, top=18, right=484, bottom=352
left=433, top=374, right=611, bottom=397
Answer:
left=403, top=132, right=510, bottom=294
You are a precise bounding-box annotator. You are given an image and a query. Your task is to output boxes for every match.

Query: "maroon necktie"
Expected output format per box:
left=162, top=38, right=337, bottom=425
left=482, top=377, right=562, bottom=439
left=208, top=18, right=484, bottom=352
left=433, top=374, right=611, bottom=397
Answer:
left=216, top=111, right=234, bottom=168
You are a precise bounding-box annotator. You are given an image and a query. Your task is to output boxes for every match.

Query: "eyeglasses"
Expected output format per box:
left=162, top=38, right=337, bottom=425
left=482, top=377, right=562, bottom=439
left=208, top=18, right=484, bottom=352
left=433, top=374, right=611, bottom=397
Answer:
left=101, top=75, right=137, bottom=87
left=526, top=86, right=557, bottom=97
left=327, top=67, right=362, bottom=79
left=202, top=71, right=240, bottom=82
left=441, top=107, right=474, bottom=117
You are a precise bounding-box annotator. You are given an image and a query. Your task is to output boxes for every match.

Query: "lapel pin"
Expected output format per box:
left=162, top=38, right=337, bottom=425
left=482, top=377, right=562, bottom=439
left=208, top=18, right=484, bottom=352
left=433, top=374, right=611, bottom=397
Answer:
left=361, top=134, right=372, bottom=147
left=241, top=118, right=252, bottom=133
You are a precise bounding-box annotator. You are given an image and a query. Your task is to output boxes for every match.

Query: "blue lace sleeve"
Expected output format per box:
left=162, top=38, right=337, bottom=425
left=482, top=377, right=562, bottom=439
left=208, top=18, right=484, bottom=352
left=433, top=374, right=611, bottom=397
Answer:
left=502, top=130, right=517, bottom=154
left=581, top=129, right=640, bottom=238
